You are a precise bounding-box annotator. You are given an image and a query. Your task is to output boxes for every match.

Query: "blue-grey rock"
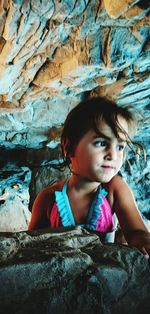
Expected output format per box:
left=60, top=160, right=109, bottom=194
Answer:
left=0, top=163, right=31, bottom=231
left=0, top=227, right=150, bottom=314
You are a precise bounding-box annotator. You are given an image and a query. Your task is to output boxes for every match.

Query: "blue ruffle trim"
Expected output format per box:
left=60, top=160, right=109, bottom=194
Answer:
left=86, top=186, right=107, bottom=231
left=55, top=181, right=107, bottom=230
left=55, top=181, right=75, bottom=227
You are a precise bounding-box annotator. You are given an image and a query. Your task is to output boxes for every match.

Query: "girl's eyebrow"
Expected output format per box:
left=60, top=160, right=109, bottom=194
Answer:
left=93, top=132, right=127, bottom=143
left=92, top=132, right=111, bottom=141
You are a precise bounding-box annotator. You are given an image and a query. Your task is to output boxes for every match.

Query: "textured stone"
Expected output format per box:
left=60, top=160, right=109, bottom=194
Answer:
left=0, top=2, right=149, bottom=231
left=0, top=163, right=31, bottom=232
left=103, top=0, right=150, bottom=19
left=0, top=227, right=150, bottom=314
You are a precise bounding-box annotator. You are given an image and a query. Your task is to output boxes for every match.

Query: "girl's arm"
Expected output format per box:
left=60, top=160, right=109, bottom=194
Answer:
left=106, top=176, right=150, bottom=257
left=28, top=187, right=54, bottom=231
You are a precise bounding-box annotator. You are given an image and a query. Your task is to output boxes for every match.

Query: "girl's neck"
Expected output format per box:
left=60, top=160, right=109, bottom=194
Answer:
left=68, top=175, right=101, bottom=195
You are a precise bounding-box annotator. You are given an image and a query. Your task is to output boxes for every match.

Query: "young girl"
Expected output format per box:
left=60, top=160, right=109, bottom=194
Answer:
left=28, top=97, right=150, bottom=257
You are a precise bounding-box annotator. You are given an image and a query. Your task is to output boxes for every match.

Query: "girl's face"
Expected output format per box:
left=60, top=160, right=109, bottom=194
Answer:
left=70, top=116, right=128, bottom=183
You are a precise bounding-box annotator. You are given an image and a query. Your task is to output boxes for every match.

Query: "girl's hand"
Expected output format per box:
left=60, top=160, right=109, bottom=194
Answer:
left=127, top=230, right=150, bottom=258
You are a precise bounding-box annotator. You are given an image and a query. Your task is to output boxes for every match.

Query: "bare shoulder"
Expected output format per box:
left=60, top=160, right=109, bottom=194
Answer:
left=29, top=179, right=66, bottom=230
left=104, top=176, right=129, bottom=194
left=105, top=175, right=128, bottom=192
left=36, top=179, right=65, bottom=201
left=103, top=175, right=130, bottom=207
left=104, top=177, right=148, bottom=239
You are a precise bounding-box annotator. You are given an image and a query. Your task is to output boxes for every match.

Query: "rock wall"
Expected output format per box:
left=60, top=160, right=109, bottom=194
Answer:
left=0, top=227, right=150, bottom=314
left=0, top=163, right=31, bottom=231
left=0, top=0, right=149, bottom=148
left=0, top=1, right=149, bottom=230
left=0, top=3, right=150, bottom=312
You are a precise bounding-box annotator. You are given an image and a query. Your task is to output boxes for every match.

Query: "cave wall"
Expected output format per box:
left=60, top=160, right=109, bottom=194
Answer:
left=0, top=2, right=150, bottom=312
left=0, top=0, right=150, bottom=231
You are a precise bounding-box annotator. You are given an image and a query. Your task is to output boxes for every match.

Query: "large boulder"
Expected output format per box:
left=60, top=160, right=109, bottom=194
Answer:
left=0, top=227, right=150, bottom=314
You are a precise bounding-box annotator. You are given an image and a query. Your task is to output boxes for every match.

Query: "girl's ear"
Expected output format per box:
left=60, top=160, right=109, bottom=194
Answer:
left=62, top=139, right=69, bottom=158
left=70, top=146, right=77, bottom=157
left=63, top=144, right=73, bottom=160
left=68, top=144, right=77, bottom=158
left=62, top=138, right=77, bottom=159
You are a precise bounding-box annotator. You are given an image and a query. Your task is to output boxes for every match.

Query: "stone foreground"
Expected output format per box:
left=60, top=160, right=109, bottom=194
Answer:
left=0, top=227, right=150, bottom=314
left=0, top=0, right=149, bottom=234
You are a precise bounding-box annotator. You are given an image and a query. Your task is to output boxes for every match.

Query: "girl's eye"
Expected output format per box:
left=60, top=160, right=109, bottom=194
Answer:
left=93, top=140, right=107, bottom=147
left=117, top=144, right=125, bottom=151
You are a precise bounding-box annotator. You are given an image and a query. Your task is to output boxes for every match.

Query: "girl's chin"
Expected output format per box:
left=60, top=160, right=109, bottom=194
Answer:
left=79, top=171, right=118, bottom=183
left=96, top=173, right=117, bottom=183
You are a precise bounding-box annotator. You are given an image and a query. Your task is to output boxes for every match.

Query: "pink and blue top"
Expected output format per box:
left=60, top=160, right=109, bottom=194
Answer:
left=49, top=181, right=116, bottom=242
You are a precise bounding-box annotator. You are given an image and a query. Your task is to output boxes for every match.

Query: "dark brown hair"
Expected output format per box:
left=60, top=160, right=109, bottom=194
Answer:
left=60, top=97, right=141, bottom=168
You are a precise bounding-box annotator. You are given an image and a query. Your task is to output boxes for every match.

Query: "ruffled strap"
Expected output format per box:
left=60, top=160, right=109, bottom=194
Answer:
left=86, top=186, right=108, bottom=231
left=55, top=181, right=75, bottom=227
left=55, top=181, right=113, bottom=233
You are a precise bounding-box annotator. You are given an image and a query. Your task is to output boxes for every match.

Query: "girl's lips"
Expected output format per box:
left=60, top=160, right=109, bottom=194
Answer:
left=101, top=165, right=114, bottom=169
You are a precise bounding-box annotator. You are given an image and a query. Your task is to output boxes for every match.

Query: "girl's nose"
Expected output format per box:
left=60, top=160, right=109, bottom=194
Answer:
left=104, top=146, right=117, bottom=160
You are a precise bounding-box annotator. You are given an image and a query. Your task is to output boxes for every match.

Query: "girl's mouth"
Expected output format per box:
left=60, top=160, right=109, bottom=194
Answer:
left=101, top=165, right=114, bottom=170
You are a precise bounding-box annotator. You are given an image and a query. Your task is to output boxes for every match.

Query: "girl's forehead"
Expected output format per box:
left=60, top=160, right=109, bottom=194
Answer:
left=98, top=116, right=129, bottom=135
left=85, top=116, right=129, bottom=141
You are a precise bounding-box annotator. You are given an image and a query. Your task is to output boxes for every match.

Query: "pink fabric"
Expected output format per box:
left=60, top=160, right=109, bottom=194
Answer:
left=48, top=181, right=114, bottom=233
left=50, top=196, right=113, bottom=233
left=49, top=203, right=63, bottom=228
left=96, top=196, right=113, bottom=232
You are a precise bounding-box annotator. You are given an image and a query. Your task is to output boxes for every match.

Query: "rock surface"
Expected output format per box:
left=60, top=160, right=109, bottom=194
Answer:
left=0, top=227, right=150, bottom=314
left=0, top=2, right=149, bottom=230
left=0, top=163, right=31, bottom=231
left=0, top=0, right=149, bottom=148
